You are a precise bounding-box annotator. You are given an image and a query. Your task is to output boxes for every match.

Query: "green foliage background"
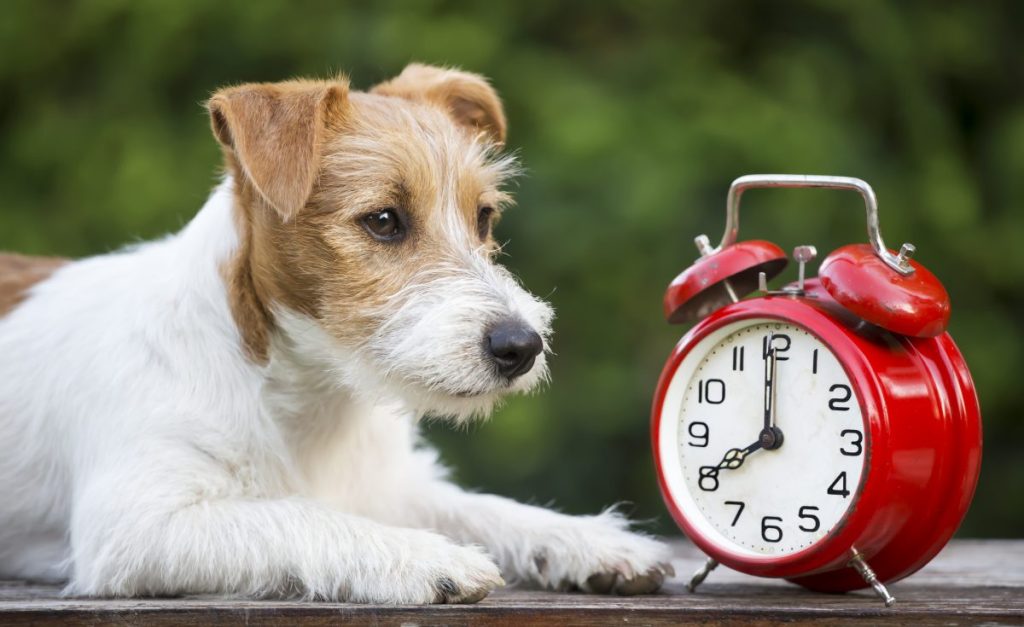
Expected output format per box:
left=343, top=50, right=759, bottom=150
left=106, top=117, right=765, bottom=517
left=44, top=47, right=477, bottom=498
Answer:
left=2, top=1, right=1021, bottom=537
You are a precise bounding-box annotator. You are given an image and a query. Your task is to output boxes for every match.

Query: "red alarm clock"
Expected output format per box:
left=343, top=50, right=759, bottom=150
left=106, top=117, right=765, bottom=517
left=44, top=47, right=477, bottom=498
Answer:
left=651, top=175, right=981, bottom=605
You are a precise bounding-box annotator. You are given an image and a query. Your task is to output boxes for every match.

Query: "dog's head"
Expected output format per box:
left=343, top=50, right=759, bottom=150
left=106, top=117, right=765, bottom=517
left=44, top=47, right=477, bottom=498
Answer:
left=208, top=65, right=553, bottom=420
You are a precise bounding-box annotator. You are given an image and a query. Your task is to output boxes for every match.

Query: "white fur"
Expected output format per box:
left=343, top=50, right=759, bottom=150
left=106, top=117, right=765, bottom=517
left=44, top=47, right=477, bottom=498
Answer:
left=0, top=178, right=671, bottom=602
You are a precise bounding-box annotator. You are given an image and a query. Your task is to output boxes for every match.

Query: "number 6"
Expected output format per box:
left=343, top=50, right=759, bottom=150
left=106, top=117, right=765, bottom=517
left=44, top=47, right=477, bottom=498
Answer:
left=761, top=516, right=783, bottom=543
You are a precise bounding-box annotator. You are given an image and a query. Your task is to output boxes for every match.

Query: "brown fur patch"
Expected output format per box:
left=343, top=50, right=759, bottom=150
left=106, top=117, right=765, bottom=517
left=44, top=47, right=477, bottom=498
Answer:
left=372, top=64, right=507, bottom=144
left=0, top=253, right=66, bottom=317
left=211, top=79, right=350, bottom=361
left=208, top=79, right=349, bottom=221
left=211, top=66, right=514, bottom=363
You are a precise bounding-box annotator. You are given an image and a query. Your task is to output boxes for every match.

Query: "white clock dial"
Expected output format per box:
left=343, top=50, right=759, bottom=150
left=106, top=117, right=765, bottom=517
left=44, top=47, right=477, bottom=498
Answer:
left=661, top=319, right=865, bottom=557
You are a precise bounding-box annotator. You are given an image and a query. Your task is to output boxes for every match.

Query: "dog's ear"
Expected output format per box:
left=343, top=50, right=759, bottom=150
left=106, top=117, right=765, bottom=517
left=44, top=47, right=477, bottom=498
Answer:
left=372, top=64, right=506, bottom=144
left=207, top=79, right=348, bottom=220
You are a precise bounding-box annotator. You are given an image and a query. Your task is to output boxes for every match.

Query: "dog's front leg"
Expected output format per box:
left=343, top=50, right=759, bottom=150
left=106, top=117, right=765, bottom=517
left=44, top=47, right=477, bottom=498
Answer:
left=68, top=458, right=503, bottom=603
left=410, top=482, right=674, bottom=594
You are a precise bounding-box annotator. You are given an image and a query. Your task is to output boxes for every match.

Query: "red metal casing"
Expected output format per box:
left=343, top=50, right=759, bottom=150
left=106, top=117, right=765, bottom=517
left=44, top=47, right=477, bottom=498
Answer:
left=664, top=241, right=788, bottom=324
left=651, top=280, right=981, bottom=590
left=819, top=243, right=951, bottom=338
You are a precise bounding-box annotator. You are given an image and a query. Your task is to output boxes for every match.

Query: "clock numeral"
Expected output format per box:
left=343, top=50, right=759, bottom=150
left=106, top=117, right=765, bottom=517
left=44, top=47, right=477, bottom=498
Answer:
left=697, top=466, right=719, bottom=492
left=762, top=333, right=791, bottom=361
left=687, top=421, right=709, bottom=448
left=697, top=378, right=726, bottom=405
left=732, top=346, right=744, bottom=371
left=812, top=349, right=819, bottom=374
left=761, top=516, right=783, bottom=543
left=827, top=471, right=851, bottom=498
left=839, top=429, right=863, bottom=456
left=724, top=500, right=745, bottom=527
left=798, top=506, right=821, bottom=532
left=828, top=383, right=852, bottom=411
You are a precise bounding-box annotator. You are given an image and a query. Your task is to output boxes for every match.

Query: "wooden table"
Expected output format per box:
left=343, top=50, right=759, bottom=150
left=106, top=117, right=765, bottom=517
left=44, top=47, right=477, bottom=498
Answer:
left=2, top=540, right=1020, bottom=625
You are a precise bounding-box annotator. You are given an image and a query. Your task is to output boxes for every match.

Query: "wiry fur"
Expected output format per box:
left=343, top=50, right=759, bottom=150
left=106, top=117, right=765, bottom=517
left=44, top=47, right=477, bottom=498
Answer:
left=0, top=65, right=672, bottom=603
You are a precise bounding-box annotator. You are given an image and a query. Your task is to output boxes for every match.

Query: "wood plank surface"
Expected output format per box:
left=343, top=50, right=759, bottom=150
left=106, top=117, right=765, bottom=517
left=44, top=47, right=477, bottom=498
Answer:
left=1, top=539, right=1020, bottom=625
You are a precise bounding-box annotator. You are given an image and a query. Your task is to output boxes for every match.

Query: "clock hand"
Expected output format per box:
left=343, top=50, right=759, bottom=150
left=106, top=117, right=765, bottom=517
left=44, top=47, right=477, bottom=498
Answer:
left=760, top=333, right=784, bottom=450
left=696, top=334, right=787, bottom=487
left=697, top=440, right=763, bottom=485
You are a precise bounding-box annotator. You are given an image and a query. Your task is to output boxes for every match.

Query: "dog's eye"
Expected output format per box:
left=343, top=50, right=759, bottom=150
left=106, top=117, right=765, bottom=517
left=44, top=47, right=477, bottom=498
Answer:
left=477, top=206, right=495, bottom=241
left=362, top=209, right=404, bottom=241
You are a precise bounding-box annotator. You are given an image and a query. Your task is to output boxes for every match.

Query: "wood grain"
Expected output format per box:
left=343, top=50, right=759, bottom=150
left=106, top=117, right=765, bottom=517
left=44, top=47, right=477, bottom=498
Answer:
left=2, top=540, right=1021, bottom=625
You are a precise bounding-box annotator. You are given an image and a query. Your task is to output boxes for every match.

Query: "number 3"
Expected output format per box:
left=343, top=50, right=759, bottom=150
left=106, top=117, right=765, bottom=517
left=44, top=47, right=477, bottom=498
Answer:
left=840, top=429, right=863, bottom=456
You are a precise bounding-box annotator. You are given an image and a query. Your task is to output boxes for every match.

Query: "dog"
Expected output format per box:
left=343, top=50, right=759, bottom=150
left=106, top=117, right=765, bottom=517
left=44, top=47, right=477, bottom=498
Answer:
left=0, top=64, right=672, bottom=603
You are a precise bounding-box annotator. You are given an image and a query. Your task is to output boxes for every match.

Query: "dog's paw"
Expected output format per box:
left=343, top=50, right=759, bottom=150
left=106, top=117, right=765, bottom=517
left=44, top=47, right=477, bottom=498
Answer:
left=354, top=528, right=504, bottom=604
left=525, top=510, right=674, bottom=595
left=423, top=536, right=505, bottom=604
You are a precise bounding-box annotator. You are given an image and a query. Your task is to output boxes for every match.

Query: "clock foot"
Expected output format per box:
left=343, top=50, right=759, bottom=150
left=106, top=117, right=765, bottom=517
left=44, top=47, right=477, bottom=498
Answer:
left=686, top=557, right=719, bottom=592
left=848, top=549, right=895, bottom=607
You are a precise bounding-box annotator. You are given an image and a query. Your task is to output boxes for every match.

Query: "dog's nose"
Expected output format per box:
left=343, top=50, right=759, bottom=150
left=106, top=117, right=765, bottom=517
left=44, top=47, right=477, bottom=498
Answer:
left=486, top=320, right=543, bottom=379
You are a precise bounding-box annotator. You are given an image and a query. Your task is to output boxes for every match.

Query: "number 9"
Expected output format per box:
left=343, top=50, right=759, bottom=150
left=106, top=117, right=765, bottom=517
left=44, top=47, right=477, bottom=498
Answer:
left=688, top=421, right=709, bottom=447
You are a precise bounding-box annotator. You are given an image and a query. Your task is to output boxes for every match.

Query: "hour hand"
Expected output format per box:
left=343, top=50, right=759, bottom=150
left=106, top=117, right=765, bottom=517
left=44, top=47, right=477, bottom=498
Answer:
left=705, top=440, right=763, bottom=473
left=697, top=440, right=761, bottom=489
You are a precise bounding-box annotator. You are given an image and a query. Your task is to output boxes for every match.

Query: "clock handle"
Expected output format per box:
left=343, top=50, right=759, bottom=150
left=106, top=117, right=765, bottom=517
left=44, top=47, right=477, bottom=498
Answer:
left=711, top=174, right=915, bottom=276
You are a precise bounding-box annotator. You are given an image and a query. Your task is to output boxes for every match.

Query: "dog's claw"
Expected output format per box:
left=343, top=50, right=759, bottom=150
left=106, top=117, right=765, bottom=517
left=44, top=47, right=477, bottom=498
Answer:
left=433, top=573, right=503, bottom=604
left=434, top=576, right=461, bottom=603
left=659, top=561, right=676, bottom=578
left=614, top=567, right=665, bottom=596
left=555, top=578, right=582, bottom=592
left=585, top=572, right=618, bottom=594
left=453, top=585, right=492, bottom=604
left=584, top=563, right=670, bottom=596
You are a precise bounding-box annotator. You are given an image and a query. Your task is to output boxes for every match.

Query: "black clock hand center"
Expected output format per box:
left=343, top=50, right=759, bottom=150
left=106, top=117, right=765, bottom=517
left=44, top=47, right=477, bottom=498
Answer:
left=761, top=333, right=784, bottom=450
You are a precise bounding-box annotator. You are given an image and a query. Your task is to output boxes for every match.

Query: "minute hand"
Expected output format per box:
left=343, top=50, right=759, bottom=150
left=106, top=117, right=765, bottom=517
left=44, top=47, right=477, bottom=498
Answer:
left=760, top=333, right=784, bottom=450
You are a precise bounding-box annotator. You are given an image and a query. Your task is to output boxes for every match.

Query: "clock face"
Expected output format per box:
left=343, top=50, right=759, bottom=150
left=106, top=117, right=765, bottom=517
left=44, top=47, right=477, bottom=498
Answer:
left=661, top=318, right=866, bottom=558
